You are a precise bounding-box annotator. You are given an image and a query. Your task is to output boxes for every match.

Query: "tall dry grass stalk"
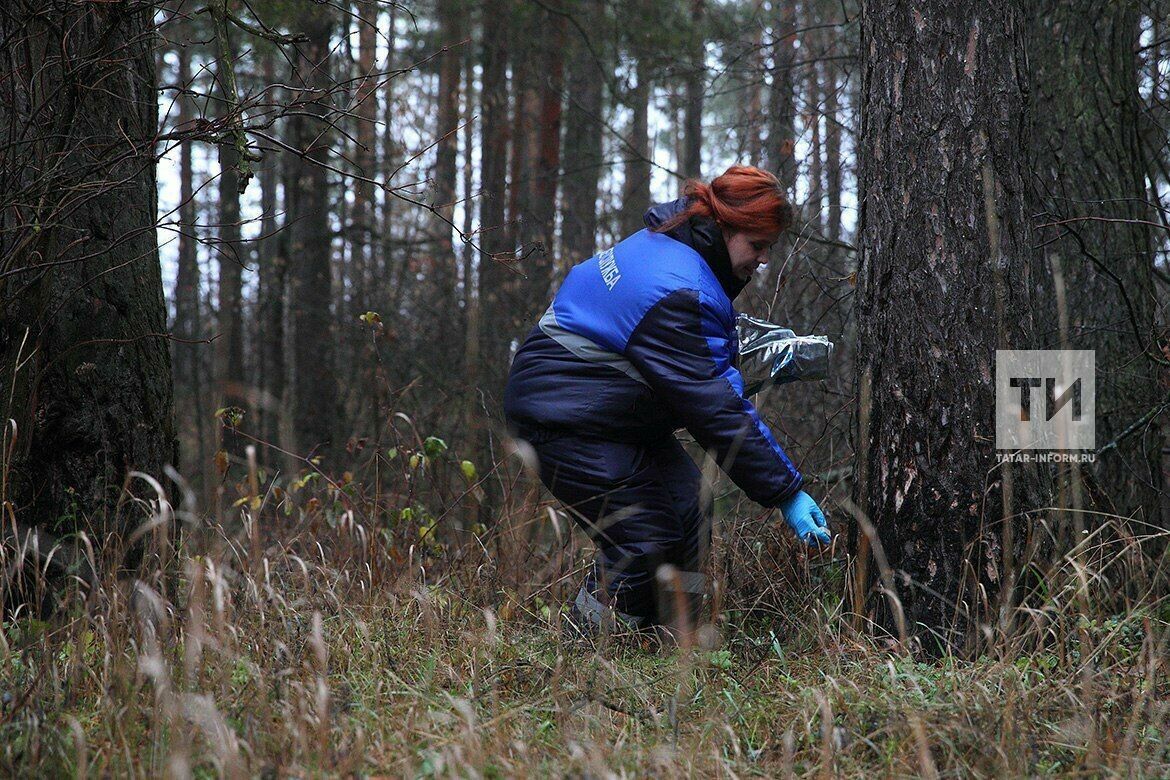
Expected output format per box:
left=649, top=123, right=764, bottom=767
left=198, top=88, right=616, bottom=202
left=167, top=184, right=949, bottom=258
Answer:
left=0, top=435, right=1165, bottom=776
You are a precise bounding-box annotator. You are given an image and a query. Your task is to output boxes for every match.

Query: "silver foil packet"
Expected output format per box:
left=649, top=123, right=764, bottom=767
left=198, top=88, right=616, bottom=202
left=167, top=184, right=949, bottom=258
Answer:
left=736, top=314, right=834, bottom=396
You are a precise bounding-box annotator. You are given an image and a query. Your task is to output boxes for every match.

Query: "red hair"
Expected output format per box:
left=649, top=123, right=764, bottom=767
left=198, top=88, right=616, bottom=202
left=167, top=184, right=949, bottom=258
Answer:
left=652, top=165, right=793, bottom=236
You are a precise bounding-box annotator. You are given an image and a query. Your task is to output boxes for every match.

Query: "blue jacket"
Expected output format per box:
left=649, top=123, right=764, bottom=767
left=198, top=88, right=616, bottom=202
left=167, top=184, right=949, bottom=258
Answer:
left=503, top=198, right=803, bottom=507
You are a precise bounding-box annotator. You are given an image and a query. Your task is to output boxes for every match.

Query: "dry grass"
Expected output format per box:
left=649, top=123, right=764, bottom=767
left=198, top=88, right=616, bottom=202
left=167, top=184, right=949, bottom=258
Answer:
left=1, top=446, right=1168, bottom=777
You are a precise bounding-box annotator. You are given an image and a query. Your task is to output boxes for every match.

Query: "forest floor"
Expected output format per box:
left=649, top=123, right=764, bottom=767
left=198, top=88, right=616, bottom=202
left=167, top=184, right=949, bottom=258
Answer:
left=2, top=459, right=1169, bottom=776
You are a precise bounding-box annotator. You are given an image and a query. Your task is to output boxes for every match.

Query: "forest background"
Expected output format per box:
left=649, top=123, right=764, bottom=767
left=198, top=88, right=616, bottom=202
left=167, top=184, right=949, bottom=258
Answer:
left=2, top=0, right=1170, bottom=774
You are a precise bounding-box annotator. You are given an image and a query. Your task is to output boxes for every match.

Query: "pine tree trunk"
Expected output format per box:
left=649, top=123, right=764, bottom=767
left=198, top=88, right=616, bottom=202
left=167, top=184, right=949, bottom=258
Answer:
left=767, top=0, right=797, bottom=193
left=560, top=0, right=606, bottom=263
left=354, top=0, right=379, bottom=312
left=0, top=0, right=175, bottom=542
left=286, top=9, right=340, bottom=459
left=824, top=55, right=843, bottom=244
left=478, top=0, right=514, bottom=405
left=620, top=59, right=652, bottom=237
left=1027, top=0, right=1164, bottom=528
left=431, top=0, right=464, bottom=376
left=854, top=0, right=1047, bottom=654
left=527, top=10, right=566, bottom=314
left=212, top=7, right=247, bottom=462
left=257, top=53, right=285, bottom=454
left=174, top=40, right=210, bottom=477
left=683, top=0, right=706, bottom=179
left=805, top=54, right=824, bottom=234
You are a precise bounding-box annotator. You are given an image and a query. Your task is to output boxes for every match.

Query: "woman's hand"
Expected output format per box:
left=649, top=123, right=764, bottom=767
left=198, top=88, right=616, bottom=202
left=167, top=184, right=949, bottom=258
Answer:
left=778, top=490, right=831, bottom=546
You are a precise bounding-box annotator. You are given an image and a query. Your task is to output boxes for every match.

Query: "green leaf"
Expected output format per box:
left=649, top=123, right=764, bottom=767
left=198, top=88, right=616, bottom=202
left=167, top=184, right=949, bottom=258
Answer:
left=460, top=460, right=477, bottom=481
left=423, top=436, right=447, bottom=457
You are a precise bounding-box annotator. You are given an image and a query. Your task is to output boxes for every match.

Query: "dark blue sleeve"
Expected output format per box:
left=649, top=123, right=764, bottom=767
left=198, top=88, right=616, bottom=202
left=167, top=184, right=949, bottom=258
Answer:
left=623, top=289, right=804, bottom=506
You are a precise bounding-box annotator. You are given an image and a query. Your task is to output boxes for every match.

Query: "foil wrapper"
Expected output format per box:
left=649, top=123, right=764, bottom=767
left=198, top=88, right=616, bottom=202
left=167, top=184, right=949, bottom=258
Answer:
left=736, top=314, right=834, bottom=396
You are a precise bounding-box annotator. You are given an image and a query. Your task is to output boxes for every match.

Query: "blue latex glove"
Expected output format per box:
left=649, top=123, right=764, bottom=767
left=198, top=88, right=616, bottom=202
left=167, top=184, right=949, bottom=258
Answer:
left=778, top=490, right=831, bottom=546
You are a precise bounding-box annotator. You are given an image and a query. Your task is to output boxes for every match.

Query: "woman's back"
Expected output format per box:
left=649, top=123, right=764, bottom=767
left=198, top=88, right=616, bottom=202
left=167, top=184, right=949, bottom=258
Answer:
left=504, top=222, right=731, bottom=443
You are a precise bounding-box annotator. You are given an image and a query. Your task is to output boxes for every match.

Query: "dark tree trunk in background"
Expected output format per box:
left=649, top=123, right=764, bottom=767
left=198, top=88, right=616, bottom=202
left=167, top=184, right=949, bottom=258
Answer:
left=527, top=9, right=566, bottom=314
left=620, top=58, right=652, bottom=236
left=0, top=0, right=175, bottom=540
left=286, top=10, right=340, bottom=459
left=354, top=3, right=379, bottom=313
left=1028, top=0, right=1164, bottom=529
left=824, top=56, right=843, bottom=244
left=746, top=8, right=764, bottom=166
left=430, top=0, right=465, bottom=376
left=560, top=0, right=606, bottom=263
left=853, top=0, right=1047, bottom=653
left=257, top=52, right=285, bottom=453
left=478, top=0, right=514, bottom=406
left=381, top=2, right=399, bottom=288
left=212, top=10, right=248, bottom=462
left=766, top=0, right=797, bottom=193
left=805, top=53, right=824, bottom=233
left=507, top=7, right=536, bottom=254
left=174, top=40, right=210, bottom=477
left=752, top=0, right=798, bottom=311
left=682, top=0, right=706, bottom=178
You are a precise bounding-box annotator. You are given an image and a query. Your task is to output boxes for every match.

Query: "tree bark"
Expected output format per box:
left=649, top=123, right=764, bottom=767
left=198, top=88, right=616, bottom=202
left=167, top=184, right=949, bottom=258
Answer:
left=805, top=54, right=824, bottom=234
left=620, top=58, right=652, bottom=237
left=257, top=51, right=285, bottom=453
left=560, top=0, right=606, bottom=263
left=430, top=0, right=465, bottom=371
left=682, top=0, right=706, bottom=179
left=854, top=0, right=1047, bottom=653
left=211, top=3, right=248, bottom=463
left=173, top=39, right=210, bottom=477
left=527, top=9, right=566, bottom=314
left=0, top=0, right=176, bottom=542
left=824, top=55, right=843, bottom=243
left=285, top=9, right=340, bottom=459
left=1027, top=0, right=1164, bottom=528
left=354, top=0, right=379, bottom=312
left=766, top=0, right=797, bottom=193
left=477, top=0, right=514, bottom=405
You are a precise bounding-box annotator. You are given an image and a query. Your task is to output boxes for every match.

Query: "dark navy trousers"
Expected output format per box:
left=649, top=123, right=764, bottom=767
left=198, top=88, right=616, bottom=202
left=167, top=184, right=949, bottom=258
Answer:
left=519, top=426, right=713, bottom=622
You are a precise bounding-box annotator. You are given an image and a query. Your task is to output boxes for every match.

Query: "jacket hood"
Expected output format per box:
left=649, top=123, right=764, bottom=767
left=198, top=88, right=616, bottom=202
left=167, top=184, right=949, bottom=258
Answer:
left=643, top=197, right=748, bottom=300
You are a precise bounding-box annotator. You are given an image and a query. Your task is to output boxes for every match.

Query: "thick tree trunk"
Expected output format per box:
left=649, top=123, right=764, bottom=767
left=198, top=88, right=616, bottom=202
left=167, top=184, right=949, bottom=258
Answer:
left=1027, top=0, right=1164, bottom=528
left=286, top=10, right=340, bottom=459
left=0, top=0, right=175, bottom=542
left=560, top=0, right=606, bottom=263
left=854, top=0, right=1047, bottom=653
